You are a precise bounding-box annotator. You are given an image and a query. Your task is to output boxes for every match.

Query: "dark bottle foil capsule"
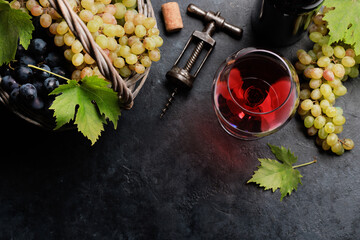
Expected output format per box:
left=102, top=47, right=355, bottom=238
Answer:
left=251, top=0, right=324, bottom=47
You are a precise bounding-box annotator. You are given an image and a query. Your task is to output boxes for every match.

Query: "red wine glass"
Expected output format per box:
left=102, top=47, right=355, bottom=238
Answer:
left=212, top=48, right=300, bottom=140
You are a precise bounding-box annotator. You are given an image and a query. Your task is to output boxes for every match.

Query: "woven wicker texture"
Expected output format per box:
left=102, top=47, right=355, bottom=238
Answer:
left=0, top=0, right=155, bottom=129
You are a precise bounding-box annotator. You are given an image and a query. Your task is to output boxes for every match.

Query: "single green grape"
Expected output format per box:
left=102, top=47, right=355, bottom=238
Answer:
left=318, top=35, right=329, bottom=46
left=325, top=106, right=337, bottom=118
left=143, top=37, right=156, bottom=50
left=124, top=21, right=135, bottom=35
left=314, top=115, right=326, bottom=129
left=308, top=50, right=317, bottom=62
left=332, top=115, right=346, bottom=126
left=79, top=9, right=94, bottom=22
left=148, top=28, right=160, bottom=37
left=333, top=85, right=347, bottom=96
left=333, top=125, right=343, bottom=134
left=322, top=140, right=331, bottom=151
left=331, top=142, right=344, bottom=155
left=309, top=78, right=322, bottom=89
left=326, top=133, right=339, bottom=146
left=324, top=122, right=335, bottom=134
left=81, top=0, right=94, bottom=10
left=328, top=79, right=341, bottom=88
left=342, top=138, right=354, bottom=150
left=319, top=83, right=332, bottom=98
left=310, top=68, right=323, bottom=79
left=71, top=39, right=83, bottom=54
left=127, top=36, right=140, bottom=47
left=298, top=53, right=312, bottom=65
left=342, top=56, right=356, bottom=68
left=133, top=13, right=146, bottom=25
left=332, top=64, right=345, bottom=78
left=118, top=66, right=132, bottom=77
left=152, top=35, right=164, bottom=48
left=114, top=3, right=126, bottom=19
left=149, top=49, right=161, bottom=62
left=311, top=104, right=322, bottom=117
left=334, top=45, right=346, bottom=58
left=134, top=25, right=147, bottom=38
left=118, top=45, right=131, bottom=58
left=300, top=99, right=313, bottom=111
left=122, top=0, right=136, bottom=8
left=140, top=55, right=152, bottom=67
left=304, top=116, right=315, bottom=128
left=322, top=44, right=334, bottom=57
left=107, top=37, right=118, bottom=51
left=64, top=49, right=74, bottom=61
left=95, top=34, right=108, bottom=49
left=307, top=126, right=318, bottom=136
left=114, top=57, right=125, bottom=69
left=64, top=32, right=75, bottom=46
left=317, top=56, right=331, bottom=67
left=131, top=42, right=145, bottom=55
left=348, top=67, right=359, bottom=78
left=310, top=88, right=322, bottom=100
left=57, top=20, right=69, bottom=35
left=143, top=17, right=156, bottom=29
left=119, top=36, right=128, bottom=46
left=324, top=92, right=335, bottom=104
left=320, top=99, right=330, bottom=111
left=309, top=32, right=323, bottom=43
left=299, top=89, right=311, bottom=100
left=318, top=127, right=328, bottom=139
left=322, top=69, right=335, bottom=81
left=103, top=24, right=117, bottom=37
left=87, top=19, right=100, bottom=32
left=126, top=53, right=138, bottom=65
left=134, top=63, right=145, bottom=74
left=72, top=52, right=84, bottom=67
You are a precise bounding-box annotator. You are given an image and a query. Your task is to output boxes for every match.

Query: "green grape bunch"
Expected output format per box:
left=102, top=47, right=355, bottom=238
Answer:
left=295, top=7, right=358, bottom=155
left=13, top=0, right=163, bottom=80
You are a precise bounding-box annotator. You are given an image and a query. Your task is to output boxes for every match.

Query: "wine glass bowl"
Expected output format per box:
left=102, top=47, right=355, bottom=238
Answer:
left=212, top=48, right=300, bottom=140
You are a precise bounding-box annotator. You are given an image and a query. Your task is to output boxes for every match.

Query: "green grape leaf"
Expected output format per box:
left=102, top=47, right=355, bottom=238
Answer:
left=268, top=144, right=298, bottom=165
left=0, top=0, right=34, bottom=65
left=49, top=76, right=121, bottom=145
left=247, top=144, right=303, bottom=201
left=323, top=0, right=360, bottom=55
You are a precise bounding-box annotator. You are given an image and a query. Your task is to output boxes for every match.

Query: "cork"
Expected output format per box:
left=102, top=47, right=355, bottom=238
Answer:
left=161, top=2, right=183, bottom=32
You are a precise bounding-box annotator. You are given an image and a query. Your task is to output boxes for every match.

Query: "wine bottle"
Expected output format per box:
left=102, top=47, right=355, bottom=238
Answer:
left=251, top=0, right=324, bottom=47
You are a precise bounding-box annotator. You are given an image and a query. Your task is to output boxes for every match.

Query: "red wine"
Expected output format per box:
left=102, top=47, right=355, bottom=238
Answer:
left=213, top=50, right=298, bottom=139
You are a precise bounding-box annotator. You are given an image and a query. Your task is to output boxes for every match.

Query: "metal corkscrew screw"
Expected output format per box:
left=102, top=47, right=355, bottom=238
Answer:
left=160, top=4, right=243, bottom=119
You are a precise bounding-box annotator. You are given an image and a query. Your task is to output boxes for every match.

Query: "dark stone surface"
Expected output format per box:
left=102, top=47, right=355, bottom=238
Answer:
left=1, top=0, right=360, bottom=239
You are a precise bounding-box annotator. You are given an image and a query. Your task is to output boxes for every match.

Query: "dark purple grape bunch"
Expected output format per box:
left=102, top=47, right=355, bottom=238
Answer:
left=0, top=37, right=68, bottom=112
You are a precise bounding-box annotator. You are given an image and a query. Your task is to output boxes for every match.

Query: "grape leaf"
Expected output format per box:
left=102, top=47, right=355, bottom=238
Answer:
left=247, top=144, right=303, bottom=201
left=323, top=0, right=360, bottom=55
left=0, top=0, right=34, bottom=65
left=49, top=76, right=121, bottom=145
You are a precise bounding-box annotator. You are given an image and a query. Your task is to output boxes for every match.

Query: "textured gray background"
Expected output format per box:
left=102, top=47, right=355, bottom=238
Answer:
left=0, top=0, right=359, bottom=239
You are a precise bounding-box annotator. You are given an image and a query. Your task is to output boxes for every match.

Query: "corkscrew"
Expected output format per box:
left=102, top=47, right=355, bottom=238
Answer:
left=160, top=4, right=243, bottom=118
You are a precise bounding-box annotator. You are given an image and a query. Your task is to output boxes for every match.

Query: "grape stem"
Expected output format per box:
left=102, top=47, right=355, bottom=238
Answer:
left=292, top=158, right=317, bottom=169
left=27, top=64, right=71, bottom=82
left=8, top=62, right=15, bottom=70
left=331, top=56, right=338, bottom=64
left=339, top=139, right=350, bottom=148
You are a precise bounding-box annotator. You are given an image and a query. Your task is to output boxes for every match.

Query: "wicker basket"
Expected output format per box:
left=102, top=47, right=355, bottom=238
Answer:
left=0, top=0, right=155, bottom=129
